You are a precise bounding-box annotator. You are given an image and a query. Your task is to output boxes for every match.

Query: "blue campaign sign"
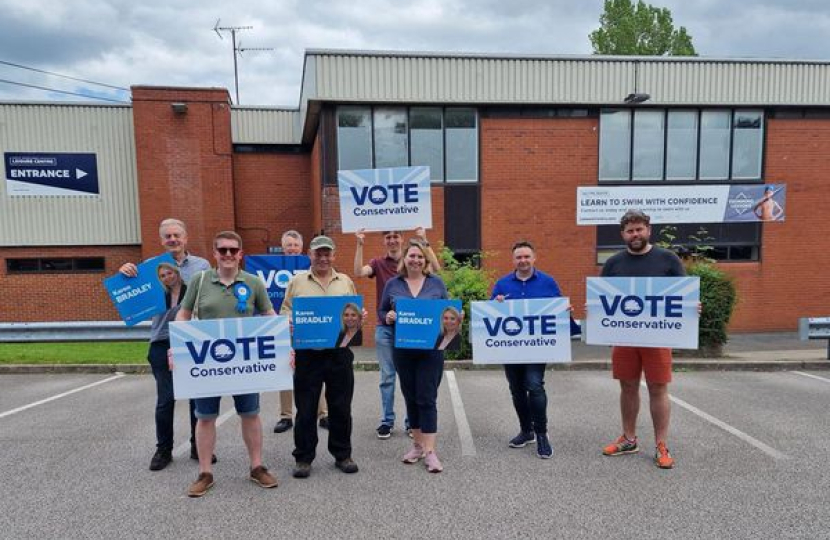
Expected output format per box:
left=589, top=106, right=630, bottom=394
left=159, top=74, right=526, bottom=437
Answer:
left=395, top=298, right=463, bottom=350
left=585, top=277, right=700, bottom=349
left=169, top=316, right=292, bottom=399
left=337, top=166, right=432, bottom=233
left=244, top=255, right=311, bottom=311
left=292, top=296, right=364, bottom=349
left=4, top=152, right=99, bottom=196
left=103, top=253, right=175, bottom=326
left=471, top=298, right=572, bottom=364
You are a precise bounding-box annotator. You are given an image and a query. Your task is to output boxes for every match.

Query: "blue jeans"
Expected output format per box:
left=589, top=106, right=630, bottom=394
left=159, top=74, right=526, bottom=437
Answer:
left=377, top=325, right=406, bottom=428
left=503, top=363, right=548, bottom=434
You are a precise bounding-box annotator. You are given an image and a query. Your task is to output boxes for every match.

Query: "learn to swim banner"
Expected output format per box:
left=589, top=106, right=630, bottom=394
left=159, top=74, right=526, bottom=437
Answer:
left=170, top=316, right=292, bottom=399
left=471, top=298, right=572, bottom=364
left=394, top=298, right=463, bottom=351
left=576, top=184, right=786, bottom=225
left=337, top=166, right=432, bottom=233
left=292, top=296, right=364, bottom=349
left=244, top=255, right=310, bottom=311
left=585, top=277, right=700, bottom=349
left=103, top=253, right=175, bottom=326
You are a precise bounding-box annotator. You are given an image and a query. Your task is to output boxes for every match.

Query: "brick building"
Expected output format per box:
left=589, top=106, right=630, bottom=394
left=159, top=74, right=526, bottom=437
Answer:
left=2, top=50, right=829, bottom=339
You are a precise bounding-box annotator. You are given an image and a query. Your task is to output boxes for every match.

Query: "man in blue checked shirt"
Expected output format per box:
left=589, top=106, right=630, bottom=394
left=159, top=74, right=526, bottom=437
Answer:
left=491, top=241, right=578, bottom=460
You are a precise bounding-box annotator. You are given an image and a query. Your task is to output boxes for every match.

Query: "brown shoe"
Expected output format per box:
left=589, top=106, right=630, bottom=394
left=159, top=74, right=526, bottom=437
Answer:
left=187, top=472, right=214, bottom=498
left=249, top=465, right=278, bottom=488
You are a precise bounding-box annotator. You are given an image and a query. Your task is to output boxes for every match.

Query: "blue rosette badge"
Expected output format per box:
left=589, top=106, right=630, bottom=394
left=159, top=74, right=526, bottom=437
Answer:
left=234, top=283, right=252, bottom=313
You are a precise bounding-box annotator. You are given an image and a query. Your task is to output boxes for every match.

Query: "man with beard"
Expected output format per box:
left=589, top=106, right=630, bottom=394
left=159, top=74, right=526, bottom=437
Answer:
left=600, top=210, right=685, bottom=469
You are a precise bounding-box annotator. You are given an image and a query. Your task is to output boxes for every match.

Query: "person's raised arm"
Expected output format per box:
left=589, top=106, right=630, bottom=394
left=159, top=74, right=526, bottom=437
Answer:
left=415, top=226, right=441, bottom=272
left=354, top=228, right=373, bottom=277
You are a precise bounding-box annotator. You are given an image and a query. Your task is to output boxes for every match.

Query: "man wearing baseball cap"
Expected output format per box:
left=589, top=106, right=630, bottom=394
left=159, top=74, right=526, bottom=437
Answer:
left=281, top=235, right=360, bottom=478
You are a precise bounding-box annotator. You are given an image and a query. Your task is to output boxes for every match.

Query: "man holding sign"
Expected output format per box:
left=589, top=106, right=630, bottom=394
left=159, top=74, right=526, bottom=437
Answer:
left=174, top=231, right=279, bottom=497
left=599, top=210, right=685, bottom=469
left=491, top=241, right=572, bottom=460
left=281, top=235, right=360, bottom=479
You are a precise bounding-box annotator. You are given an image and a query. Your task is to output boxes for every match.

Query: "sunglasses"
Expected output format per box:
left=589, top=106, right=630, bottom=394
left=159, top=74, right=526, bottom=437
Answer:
left=216, top=247, right=241, bottom=256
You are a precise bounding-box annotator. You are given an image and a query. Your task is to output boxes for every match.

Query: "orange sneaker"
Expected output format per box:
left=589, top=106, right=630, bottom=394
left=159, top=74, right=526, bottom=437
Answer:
left=654, top=441, right=675, bottom=469
left=603, top=435, right=639, bottom=456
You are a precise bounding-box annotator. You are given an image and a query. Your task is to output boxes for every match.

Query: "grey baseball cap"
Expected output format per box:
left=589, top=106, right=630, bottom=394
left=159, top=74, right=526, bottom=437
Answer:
left=309, top=235, right=336, bottom=251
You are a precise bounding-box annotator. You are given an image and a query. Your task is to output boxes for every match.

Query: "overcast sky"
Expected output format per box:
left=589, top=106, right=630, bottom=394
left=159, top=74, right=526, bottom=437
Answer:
left=1, top=0, right=829, bottom=107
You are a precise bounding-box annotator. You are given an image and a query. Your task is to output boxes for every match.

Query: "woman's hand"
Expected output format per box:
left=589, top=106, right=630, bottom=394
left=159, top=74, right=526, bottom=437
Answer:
left=385, top=310, right=397, bottom=325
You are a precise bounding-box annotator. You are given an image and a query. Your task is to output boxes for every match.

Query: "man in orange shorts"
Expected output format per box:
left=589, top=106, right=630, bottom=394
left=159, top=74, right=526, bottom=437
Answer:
left=600, top=210, right=685, bottom=469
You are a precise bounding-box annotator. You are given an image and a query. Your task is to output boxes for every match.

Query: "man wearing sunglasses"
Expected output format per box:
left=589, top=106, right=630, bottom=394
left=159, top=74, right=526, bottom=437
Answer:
left=354, top=227, right=440, bottom=440
left=175, top=231, right=279, bottom=497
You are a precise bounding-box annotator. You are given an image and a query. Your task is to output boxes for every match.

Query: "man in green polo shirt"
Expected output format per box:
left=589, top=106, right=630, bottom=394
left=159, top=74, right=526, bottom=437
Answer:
left=174, top=230, right=279, bottom=498
left=281, top=235, right=359, bottom=479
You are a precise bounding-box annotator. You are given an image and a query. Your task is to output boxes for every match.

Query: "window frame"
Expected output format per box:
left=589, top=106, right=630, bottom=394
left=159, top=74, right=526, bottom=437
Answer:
left=6, top=257, right=106, bottom=274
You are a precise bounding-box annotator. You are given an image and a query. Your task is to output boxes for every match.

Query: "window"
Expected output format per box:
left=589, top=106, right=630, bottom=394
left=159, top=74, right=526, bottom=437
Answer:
left=596, top=223, right=760, bottom=263
left=335, top=106, right=478, bottom=184
left=599, top=108, right=764, bottom=182
left=6, top=257, right=106, bottom=274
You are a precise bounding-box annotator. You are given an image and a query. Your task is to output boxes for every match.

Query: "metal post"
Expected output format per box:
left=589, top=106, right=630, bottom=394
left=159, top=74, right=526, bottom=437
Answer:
left=231, top=29, right=240, bottom=104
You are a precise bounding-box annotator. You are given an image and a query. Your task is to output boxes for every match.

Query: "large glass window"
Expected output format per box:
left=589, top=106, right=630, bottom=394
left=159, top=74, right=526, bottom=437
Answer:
left=335, top=106, right=478, bottom=183
left=632, top=110, right=665, bottom=181
left=599, top=109, right=631, bottom=181
left=373, top=107, right=408, bottom=168
left=410, top=107, right=444, bottom=181
left=666, top=110, right=697, bottom=180
left=599, top=108, right=764, bottom=182
left=337, top=106, right=372, bottom=170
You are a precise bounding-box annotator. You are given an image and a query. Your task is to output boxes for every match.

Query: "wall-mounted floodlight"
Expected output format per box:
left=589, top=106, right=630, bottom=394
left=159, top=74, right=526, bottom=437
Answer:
left=623, top=93, right=651, bottom=104
left=171, top=102, right=188, bottom=114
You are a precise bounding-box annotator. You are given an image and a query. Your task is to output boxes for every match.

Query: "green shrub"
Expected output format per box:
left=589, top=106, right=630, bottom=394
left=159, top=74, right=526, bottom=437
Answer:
left=687, top=262, right=738, bottom=352
left=437, top=246, right=492, bottom=360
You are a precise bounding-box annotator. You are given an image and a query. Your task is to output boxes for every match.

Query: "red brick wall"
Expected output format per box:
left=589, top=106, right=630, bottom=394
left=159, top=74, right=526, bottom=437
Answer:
left=232, top=152, right=313, bottom=254
left=722, top=118, right=830, bottom=330
left=479, top=117, right=599, bottom=322
left=0, top=245, right=142, bottom=322
left=131, top=86, right=235, bottom=260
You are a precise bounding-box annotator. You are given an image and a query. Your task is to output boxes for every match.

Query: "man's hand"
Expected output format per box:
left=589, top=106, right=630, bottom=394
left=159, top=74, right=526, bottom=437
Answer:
left=414, top=227, right=428, bottom=243
left=356, top=228, right=366, bottom=246
left=167, top=348, right=175, bottom=371
left=119, top=262, right=138, bottom=277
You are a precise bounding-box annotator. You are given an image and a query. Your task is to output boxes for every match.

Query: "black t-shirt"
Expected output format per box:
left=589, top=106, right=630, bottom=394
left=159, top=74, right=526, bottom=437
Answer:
left=601, top=246, right=685, bottom=277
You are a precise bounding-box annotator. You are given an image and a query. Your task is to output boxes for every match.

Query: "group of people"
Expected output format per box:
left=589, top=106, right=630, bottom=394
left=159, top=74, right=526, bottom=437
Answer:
left=122, top=208, right=686, bottom=498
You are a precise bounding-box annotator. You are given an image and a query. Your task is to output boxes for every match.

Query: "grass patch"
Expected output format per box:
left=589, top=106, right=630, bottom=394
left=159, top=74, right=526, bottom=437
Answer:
left=0, top=342, right=148, bottom=364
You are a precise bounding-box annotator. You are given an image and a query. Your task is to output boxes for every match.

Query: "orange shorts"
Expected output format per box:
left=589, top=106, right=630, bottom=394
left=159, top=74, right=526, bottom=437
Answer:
left=611, top=346, right=673, bottom=384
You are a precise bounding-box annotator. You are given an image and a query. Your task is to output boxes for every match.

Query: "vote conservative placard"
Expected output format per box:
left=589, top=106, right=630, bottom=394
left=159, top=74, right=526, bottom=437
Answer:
left=471, top=298, right=572, bottom=364
left=292, top=296, right=364, bottom=349
left=576, top=184, right=787, bottom=225
left=394, top=298, right=463, bottom=351
left=337, top=166, right=432, bottom=233
left=103, top=253, right=175, bottom=326
left=170, top=316, right=292, bottom=399
left=244, top=254, right=310, bottom=311
left=585, top=277, right=700, bottom=349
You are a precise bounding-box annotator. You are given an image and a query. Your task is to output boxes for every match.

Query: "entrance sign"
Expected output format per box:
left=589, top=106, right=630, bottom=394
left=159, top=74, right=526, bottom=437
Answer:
left=5, top=152, right=99, bottom=196
left=170, top=316, right=292, bottom=399
left=576, top=184, right=786, bottom=225
left=585, top=277, right=700, bottom=349
left=103, top=253, right=175, bottom=326
left=338, top=166, right=432, bottom=232
left=471, top=298, right=572, bottom=364
left=244, top=255, right=310, bottom=311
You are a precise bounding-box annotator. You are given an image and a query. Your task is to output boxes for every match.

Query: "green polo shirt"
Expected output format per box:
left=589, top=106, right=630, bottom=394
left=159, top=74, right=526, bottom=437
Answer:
left=181, top=269, right=272, bottom=320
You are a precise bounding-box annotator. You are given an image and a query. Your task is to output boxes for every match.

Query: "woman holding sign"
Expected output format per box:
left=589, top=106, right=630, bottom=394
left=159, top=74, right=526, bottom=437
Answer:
left=379, top=240, right=451, bottom=473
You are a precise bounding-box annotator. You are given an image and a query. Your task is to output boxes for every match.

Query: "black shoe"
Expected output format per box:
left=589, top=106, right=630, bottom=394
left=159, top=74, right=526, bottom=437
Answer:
left=335, top=457, right=359, bottom=474
left=292, top=462, right=312, bottom=479
left=318, top=416, right=329, bottom=429
left=149, top=448, right=172, bottom=471
left=190, top=445, right=218, bottom=464
left=273, top=418, right=293, bottom=433
left=376, top=425, right=392, bottom=439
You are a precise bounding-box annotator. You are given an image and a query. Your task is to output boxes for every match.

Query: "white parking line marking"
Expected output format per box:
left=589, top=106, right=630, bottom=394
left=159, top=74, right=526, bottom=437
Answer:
left=641, top=381, right=788, bottom=460
left=172, top=408, right=236, bottom=458
left=792, top=371, right=830, bottom=384
left=0, top=374, right=125, bottom=420
left=446, top=370, right=477, bottom=457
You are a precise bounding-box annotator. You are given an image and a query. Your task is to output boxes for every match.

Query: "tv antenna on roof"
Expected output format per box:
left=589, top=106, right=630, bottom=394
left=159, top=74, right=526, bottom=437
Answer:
left=214, top=19, right=273, bottom=104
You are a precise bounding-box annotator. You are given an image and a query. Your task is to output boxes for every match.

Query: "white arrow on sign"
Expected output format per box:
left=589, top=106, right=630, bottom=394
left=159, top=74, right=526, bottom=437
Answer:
left=76, top=169, right=87, bottom=179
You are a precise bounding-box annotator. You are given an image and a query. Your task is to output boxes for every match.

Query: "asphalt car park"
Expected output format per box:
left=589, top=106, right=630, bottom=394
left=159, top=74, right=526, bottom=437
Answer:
left=0, top=369, right=828, bottom=539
